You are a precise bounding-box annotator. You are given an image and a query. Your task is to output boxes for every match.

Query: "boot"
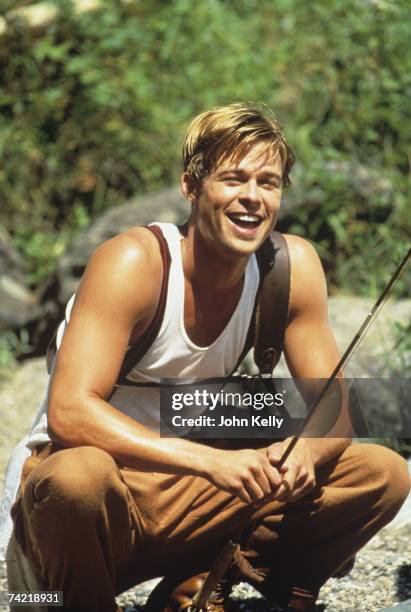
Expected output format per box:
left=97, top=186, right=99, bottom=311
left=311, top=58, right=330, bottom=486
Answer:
left=161, top=573, right=231, bottom=612
left=286, top=586, right=318, bottom=611
left=162, top=577, right=319, bottom=612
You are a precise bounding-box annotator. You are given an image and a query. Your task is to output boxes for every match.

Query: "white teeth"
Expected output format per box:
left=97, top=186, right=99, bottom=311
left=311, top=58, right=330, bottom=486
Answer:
left=230, top=214, right=260, bottom=223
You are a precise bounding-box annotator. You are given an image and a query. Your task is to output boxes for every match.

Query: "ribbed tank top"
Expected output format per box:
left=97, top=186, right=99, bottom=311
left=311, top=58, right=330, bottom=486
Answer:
left=108, top=222, right=260, bottom=430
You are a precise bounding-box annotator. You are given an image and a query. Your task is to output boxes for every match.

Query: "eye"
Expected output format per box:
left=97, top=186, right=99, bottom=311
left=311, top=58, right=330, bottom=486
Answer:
left=222, top=176, right=242, bottom=185
left=260, top=179, right=281, bottom=190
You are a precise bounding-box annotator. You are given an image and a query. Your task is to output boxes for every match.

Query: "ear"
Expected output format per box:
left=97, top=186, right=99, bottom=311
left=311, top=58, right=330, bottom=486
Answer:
left=180, top=172, right=198, bottom=204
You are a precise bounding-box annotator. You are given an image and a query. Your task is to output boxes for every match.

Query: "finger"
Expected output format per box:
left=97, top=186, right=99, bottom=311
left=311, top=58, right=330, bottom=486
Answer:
left=234, top=485, right=252, bottom=505
left=280, top=463, right=298, bottom=493
left=282, top=463, right=316, bottom=501
left=270, top=481, right=291, bottom=502
left=267, top=443, right=282, bottom=466
left=243, top=475, right=267, bottom=504
left=247, top=453, right=278, bottom=497
left=252, top=468, right=273, bottom=498
left=286, top=477, right=316, bottom=502
left=263, top=464, right=282, bottom=491
left=294, top=466, right=309, bottom=487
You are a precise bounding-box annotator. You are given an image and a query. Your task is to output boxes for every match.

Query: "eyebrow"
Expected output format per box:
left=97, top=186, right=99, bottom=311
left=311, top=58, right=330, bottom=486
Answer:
left=218, top=168, right=282, bottom=182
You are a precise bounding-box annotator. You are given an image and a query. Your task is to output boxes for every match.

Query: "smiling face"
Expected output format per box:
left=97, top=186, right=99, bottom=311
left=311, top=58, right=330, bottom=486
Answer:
left=183, top=142, right=283, bottom=259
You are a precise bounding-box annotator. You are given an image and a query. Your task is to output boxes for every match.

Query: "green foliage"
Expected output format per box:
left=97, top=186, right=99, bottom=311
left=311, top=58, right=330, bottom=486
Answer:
left=0, top=329, right=31, bottom=380
left=0, top=0, right=410, bottom=292
left=394, top=320, right=411, bottom=374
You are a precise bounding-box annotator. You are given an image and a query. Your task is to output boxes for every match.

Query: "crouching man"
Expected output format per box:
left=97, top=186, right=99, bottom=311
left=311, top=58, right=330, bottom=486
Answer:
left=2, top=102, right=409, bottom=611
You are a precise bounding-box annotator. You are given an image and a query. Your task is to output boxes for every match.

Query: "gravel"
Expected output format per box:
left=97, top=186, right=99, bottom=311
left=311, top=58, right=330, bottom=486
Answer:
left=0, top=522, right=411, bottom=612
left=110, top=523, right=411, bottom=611
left=112, top=522, right=411, bottom=611
left=0, top=522, right=409, bottom=610
left=1, top=521, right=409, bottom=612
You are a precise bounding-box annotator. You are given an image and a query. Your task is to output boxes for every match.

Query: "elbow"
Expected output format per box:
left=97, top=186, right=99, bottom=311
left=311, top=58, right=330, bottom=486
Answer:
left=47, top=395, right=82, bottom=447
left=47, top=401, right=70, bottom=446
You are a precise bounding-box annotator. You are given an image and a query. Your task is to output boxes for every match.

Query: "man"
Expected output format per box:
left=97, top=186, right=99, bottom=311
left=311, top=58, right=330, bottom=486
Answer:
left=3, top=103, right=410, bottom=612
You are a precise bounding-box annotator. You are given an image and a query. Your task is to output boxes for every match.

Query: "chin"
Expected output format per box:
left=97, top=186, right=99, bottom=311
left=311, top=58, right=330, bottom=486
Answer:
left=221, top=236, right=265, bottom=258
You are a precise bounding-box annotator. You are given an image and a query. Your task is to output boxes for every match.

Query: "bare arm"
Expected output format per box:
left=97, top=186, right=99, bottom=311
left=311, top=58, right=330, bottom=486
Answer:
left=265, top=235, right=352, bottom=502
left=48, top=228, right=210, bottom=473
left=283, top=234, right=352, bottom=463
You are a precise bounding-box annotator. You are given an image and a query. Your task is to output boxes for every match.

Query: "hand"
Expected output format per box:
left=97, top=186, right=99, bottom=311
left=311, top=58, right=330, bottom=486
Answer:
left=205, top=448, right=283, bottom=505
left=266, top=438, right=316, bottom=503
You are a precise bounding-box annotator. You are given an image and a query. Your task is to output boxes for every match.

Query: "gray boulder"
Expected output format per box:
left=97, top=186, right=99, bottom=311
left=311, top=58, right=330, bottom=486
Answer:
left=56, top=187, right=189, bottom=305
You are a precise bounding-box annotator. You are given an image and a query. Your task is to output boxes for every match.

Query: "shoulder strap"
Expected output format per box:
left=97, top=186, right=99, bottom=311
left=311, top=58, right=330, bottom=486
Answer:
left=116, top=224, right=171, bottom=382
left=232, top=231, right=291, bottom=375
left=254, top=231, right=291, bottom=374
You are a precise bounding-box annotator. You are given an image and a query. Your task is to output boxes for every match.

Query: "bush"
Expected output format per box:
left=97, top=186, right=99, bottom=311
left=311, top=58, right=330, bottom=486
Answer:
left=0, top=0, right=409, bottom=293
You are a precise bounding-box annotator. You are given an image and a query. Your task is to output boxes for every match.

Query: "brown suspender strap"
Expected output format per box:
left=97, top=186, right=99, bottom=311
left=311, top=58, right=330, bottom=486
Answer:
left=116, top=224, right=171, bottom=383
left=254, top=231, right=291, bottom=374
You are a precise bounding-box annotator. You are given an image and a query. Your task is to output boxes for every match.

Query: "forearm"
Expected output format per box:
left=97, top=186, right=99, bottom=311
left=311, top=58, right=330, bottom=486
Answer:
left=48, top=394, right=218, bottom=478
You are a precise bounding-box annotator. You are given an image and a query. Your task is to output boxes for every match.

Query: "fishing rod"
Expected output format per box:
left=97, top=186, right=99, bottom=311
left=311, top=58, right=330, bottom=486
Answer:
left=189, top=247, right=411, bottom=612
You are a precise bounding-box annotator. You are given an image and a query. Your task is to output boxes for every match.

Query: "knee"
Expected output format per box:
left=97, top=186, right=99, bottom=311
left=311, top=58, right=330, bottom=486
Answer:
left=358, top=443, right=410, bottom=516
left=24, top=446, right=120, bottom=514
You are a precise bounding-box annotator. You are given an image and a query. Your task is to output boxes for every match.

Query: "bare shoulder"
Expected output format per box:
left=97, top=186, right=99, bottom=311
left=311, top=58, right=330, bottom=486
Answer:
left=76, top=226, right=163, bottom=322
left=88, top=226, right=161, bottom=280
left=282, top=233, right=328, bottom=316
left=91, top=226, right=161, bottom=271
left=283, top=233, right=321, bottom=268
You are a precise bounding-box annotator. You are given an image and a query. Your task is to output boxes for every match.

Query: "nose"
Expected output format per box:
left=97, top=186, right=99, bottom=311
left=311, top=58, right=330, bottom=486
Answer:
left=239, top=179, right=261, bottom=207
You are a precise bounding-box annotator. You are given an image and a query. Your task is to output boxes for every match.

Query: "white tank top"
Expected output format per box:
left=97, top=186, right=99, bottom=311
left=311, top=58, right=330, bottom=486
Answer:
left=108, top=222, right=260, bottom=430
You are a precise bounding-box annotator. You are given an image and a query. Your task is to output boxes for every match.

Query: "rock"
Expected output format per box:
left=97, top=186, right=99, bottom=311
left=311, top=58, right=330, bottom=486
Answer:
left=381, top=600, right=411, bottom=611
left=0, top=228, right=39, bottom=331
left=245, top=296, right=411, bottom=378
left=0, top=357, right=49, bottom=491
left=56, top=187, right=189, bottom=305
left=323, top=161, right=394, bottom=202
left=388, top=459, right=411, bottom=529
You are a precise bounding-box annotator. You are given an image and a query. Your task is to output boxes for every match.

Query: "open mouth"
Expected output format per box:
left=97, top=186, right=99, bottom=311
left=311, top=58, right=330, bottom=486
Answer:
left=226, top=212, right=263, bottom=229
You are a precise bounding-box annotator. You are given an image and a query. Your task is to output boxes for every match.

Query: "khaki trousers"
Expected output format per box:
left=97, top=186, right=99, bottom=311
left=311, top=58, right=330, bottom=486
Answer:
left=8, top=441, right=410, bottom=612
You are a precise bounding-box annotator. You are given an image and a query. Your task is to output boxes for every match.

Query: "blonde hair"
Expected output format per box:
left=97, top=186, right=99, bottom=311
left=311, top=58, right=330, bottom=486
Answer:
left=183, top=102, right=295, bottom=187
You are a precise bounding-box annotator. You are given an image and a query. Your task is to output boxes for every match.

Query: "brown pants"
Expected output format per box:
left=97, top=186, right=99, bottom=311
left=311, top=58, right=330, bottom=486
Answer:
left=10, top=442, right=410, bottom=612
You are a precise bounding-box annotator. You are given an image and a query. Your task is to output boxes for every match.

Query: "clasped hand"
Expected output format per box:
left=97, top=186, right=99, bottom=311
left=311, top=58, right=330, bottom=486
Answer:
left=208, top=438, right=316, bottom=505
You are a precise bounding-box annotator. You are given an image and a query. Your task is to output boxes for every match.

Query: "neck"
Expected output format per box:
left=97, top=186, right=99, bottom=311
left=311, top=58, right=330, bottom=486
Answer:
left=180, top=223, right=249, bottom=293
